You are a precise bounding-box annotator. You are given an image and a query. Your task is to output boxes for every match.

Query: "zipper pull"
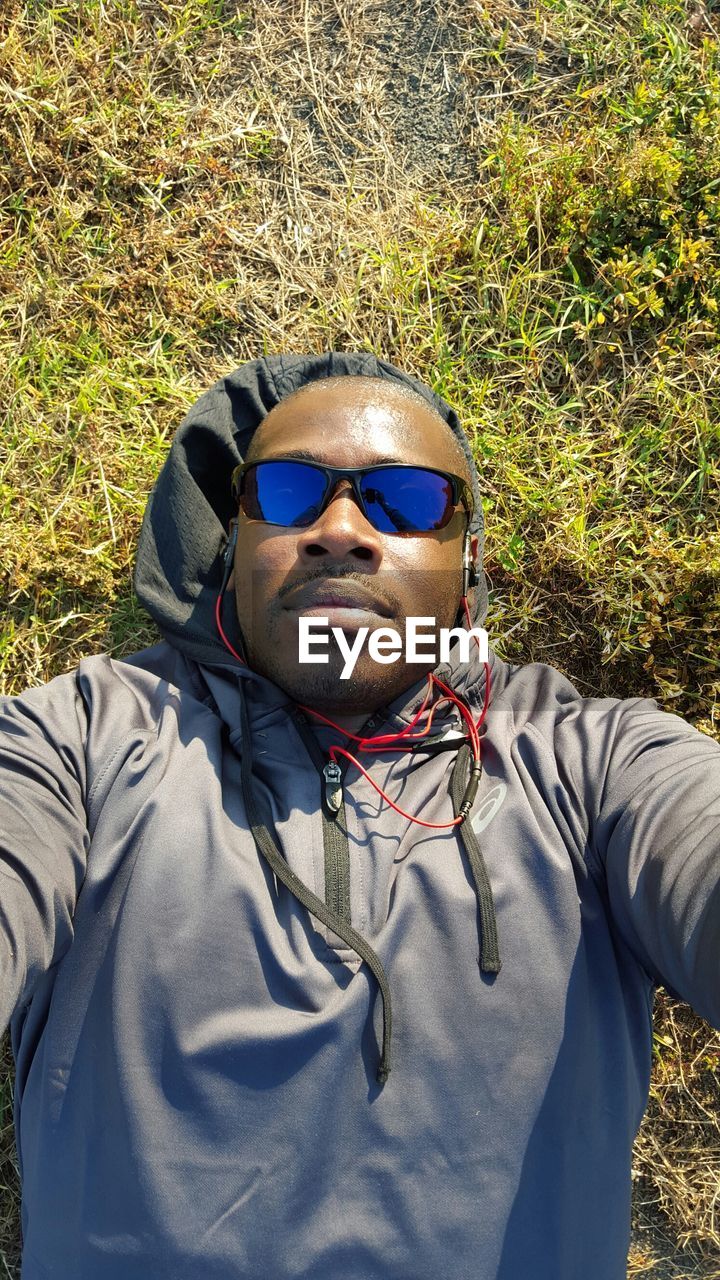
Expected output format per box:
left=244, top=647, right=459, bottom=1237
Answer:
left=323, top=761, right=343, bottom=813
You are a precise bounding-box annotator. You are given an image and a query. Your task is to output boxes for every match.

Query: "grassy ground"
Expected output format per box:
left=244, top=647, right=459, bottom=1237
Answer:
left=0, top=0, right=719, bottom=1275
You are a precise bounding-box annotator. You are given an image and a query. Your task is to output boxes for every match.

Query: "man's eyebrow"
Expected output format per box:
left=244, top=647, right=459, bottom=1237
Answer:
left=258, top=447, right=407, bottom=466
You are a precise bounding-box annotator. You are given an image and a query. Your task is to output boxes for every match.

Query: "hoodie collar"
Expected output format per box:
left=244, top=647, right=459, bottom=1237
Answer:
left=195, top=638, right=497, bottom=745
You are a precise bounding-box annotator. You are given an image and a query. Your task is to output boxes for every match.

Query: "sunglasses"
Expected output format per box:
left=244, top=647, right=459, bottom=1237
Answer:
left=231, top=459, right=474, bottom=534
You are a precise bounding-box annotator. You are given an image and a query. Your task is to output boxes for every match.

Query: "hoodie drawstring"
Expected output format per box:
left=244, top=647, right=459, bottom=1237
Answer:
left=449, top=745, right=502, bottom=974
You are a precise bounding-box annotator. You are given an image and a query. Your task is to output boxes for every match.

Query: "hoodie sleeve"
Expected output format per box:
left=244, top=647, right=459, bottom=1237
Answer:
left=0, top=674, right=90, bottom=1031
left=588, top=697, right=720, bottom=1027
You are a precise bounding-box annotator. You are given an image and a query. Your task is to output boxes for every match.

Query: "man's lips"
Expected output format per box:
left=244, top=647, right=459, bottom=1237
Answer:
left=281, top=580, right=393, bottom=620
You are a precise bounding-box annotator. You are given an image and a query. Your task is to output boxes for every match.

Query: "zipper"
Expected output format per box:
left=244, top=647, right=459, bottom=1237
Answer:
left=290, top=710, right=352, bottom=926
left=323, top=761, right=343, bottom=813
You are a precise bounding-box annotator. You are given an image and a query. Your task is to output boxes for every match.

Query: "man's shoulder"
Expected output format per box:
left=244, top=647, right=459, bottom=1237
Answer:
left=492, top=650, right=706, bottom=750
left=493, top=653, right=719, bottom=799
left=491, top=651, right=633, bottom=726
left=115, top=639, right=197, bottom=686
left=1, top=641, right=210, bottom=746
left=76, top=639, right=215, bottom=722
left=69, top=638, right=196, bottom=689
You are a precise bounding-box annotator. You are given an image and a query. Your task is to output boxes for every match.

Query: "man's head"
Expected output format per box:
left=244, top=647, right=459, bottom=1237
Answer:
left=227, top=376, right=479, bottom=720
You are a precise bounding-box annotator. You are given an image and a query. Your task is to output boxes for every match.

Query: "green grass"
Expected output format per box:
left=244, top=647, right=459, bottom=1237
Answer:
left=0, top=0, right=719, bottom=1273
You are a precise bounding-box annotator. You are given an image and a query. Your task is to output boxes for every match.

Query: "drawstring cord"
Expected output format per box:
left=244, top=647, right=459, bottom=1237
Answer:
left=450, top=746, right=501, bottom=973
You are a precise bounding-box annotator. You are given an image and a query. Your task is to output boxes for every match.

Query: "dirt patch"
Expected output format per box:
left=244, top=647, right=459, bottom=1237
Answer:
left=360, top=0, right=481, bottom=184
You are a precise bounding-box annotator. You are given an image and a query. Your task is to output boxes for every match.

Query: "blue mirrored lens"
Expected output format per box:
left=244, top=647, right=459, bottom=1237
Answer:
left=360, top=468, right=454, bottom=532
left=243, top=462, right=328, bottom=527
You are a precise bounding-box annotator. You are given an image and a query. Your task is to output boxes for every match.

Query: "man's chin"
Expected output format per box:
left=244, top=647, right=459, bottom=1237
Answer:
left=250, top=656, right=426, bottom=717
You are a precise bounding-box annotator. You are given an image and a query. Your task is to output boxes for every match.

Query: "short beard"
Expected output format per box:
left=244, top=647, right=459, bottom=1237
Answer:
left=236, top=566, right=463, bottom=715
left=248, top=644, right=430, bottom=716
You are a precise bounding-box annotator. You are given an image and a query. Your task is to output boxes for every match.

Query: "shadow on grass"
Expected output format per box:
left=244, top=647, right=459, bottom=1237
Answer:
left=486, top=559, right=720, bottom=725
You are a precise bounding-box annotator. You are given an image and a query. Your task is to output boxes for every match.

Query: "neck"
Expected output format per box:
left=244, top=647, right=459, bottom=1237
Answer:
left=300, top=707, right=377, bottom=735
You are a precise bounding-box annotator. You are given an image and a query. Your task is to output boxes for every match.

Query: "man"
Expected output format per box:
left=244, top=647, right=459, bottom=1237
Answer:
left=1, top=351, right=718, bottom=1280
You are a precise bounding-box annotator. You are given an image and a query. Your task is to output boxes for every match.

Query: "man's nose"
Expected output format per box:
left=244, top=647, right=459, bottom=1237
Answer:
left=296, top=481, right=383, bottom=566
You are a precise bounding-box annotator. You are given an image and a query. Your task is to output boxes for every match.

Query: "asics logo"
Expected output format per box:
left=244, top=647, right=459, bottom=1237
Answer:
left=471, top=784, right=507, bottom=835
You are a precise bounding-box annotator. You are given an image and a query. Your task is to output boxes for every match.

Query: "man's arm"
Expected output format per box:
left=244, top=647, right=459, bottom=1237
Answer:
left=587, top=698, right=720, bottom=1026
left=0, top=675, right=90, bottom=1031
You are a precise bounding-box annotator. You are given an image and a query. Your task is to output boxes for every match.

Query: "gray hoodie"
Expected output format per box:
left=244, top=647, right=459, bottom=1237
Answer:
left=2, top=354, right=719, bottom=1280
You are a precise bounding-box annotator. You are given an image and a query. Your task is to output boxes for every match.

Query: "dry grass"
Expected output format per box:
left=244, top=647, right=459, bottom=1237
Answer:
left=0, top=0, right=719, bottom=1274
left=633, top=1002, right=720, bottom=1271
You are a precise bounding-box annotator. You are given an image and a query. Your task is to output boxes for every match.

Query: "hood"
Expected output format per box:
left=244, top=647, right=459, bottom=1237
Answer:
left=133, top=353, right=489, bottom=669
left=133, top=353, right=499, bottom=1086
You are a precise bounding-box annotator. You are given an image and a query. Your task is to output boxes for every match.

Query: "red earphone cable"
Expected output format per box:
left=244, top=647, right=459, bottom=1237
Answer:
left=215, top=593, right=246, bottom=666
left=326, top=746, right=465, bottom=828
left=215, top=585, right=490, bottom=830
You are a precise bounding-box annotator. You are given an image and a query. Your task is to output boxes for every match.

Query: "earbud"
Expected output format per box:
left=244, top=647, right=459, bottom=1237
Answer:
left=216, top=518, right=249, bottom=666
left=222, top=521, right=238, bottom=577
left=462, top=532, right=478, bottom=598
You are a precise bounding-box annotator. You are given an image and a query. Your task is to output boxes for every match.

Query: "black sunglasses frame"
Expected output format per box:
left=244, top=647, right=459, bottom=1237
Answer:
left=230, top=458, right=474, bottom=533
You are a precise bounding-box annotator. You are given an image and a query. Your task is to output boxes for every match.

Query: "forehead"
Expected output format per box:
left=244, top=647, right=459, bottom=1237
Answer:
left=250, top=381, right=461, bottom=471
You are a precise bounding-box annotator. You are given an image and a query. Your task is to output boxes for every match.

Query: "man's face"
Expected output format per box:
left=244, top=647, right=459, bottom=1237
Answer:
left=229, top=381, right=477, bottom=718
